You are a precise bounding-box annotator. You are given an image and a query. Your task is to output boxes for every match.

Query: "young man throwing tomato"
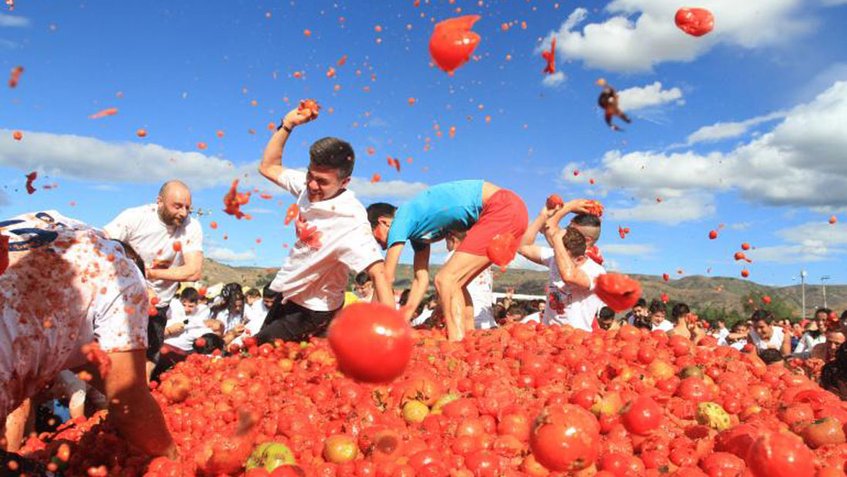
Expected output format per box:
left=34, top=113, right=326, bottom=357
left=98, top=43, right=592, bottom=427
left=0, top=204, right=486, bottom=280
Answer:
left=255, top=102, right=395, bottom=344
left=367, top=180, right=528, bottom=341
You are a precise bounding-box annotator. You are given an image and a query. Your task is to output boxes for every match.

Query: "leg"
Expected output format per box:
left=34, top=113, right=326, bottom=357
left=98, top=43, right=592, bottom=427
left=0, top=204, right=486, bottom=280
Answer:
left=461, top=286, right=475, bottom=333
left=3, top=398, right=30, bottom=452
left=435, top=252, right=491, bottom=341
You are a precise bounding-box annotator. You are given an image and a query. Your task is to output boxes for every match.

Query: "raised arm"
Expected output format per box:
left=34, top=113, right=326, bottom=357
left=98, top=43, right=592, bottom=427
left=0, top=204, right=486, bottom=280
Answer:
left=259, top=104, right=318, bottom=183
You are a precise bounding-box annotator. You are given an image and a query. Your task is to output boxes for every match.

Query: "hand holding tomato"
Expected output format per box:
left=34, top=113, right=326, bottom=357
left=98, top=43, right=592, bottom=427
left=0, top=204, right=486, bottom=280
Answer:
left=282, top=100, right=320, bottom=129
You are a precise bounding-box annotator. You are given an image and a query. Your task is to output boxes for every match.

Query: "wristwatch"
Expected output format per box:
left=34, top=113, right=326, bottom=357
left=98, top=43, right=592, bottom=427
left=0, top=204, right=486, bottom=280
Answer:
left=277, top=121, right=292, bottom=133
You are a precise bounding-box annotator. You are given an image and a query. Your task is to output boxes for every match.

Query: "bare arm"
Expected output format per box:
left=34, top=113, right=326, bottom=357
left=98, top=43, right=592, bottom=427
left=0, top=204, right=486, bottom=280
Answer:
left=365, top=261, right=396, bottom=308
left=383, top=243, right=405, bottom=290
left=103, top=349, right=177, bottom=458
left=258, top=105, right=318, bottom=183
left=147, top=251, right=203, bottom=282
left=781, top=331, right=792, bottom=356
left=549, top=229, right=591, bottom=290
left=402, top=246, right=431, bottom=320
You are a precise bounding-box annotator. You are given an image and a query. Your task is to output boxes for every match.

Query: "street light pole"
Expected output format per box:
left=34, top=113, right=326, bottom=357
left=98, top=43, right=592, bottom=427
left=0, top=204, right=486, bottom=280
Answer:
left=822, top=275, right=831, bottom=309
left=801, top=270, right=807, bottom=320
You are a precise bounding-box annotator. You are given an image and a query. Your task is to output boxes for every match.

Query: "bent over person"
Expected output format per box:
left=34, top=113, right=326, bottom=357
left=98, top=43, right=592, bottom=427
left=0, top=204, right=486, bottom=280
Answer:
left=1, top=211, right=176, bottom=460
left=104, top=180, right=204, bottom=379
left=255, top=102, right=394, bottom=344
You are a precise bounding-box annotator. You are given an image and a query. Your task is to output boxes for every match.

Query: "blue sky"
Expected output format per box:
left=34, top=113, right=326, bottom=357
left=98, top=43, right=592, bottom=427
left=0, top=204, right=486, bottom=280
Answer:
left=1, top=0, right=846, bottom=288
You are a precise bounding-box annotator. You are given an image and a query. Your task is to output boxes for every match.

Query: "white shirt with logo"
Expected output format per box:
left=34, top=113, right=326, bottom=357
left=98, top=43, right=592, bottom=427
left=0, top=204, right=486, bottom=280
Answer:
left=1, top=211, right=148, bottom=421
left=104, top=204, right=203, bottom=303
left=270, top=169, right=384, bottom=312
left=539, top=246, right=606, bottom=332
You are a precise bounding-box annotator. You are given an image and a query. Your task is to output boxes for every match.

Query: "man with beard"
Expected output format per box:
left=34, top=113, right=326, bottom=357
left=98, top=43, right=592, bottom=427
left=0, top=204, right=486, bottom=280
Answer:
left=105, top=180, right=204, bottom=379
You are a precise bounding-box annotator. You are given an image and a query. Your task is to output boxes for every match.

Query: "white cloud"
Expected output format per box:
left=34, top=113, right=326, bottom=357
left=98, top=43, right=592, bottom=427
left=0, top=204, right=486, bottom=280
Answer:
left=602, top=243, right=657, bottom=256
left=747, top=222, right=847, bottom=263
left=206, top=246, right=257, bottom=262
left=617, top=82, right=683, bottom=112
left=0, top=130, right=428, bottom=200
left=542, top=71, right=566, bottom=88
left=549, top=0, right=812, bottom=73
left=574, top=81, right=847, bottom=222
left=0, top=13, right=29, bottom=28
left=685, top=111, right=786, bottom=145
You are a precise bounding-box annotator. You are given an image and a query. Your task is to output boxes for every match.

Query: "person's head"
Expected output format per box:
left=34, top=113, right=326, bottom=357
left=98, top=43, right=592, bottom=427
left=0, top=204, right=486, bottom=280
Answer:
left=815, top=308, right=830, bottom=332
left=157, top=180, right=192, bottom=227
left=597, top=306, right=616, bottom=330
left=825, top=329, right=846, bottom=360
left=537, top=301, right=546, bottom=313
left=262, top=285, right=279, bottom=309
left=244, top=288, right=261, bottom=305
left=216, top=283, right=245, bottom=315
left=569, top=214, right=602, bottom=246
left=758, top=348, right=784, bottom=366
left=306, top=137, right=355, bottom=202
left=366, top=202, right=397, bottom=249
left=354, top=271, right=374, bottom=300
left=648, top=299, right=666, bottom=324
left=180, top=287, right=200, bottom=315
left=561, top=227, right=587, bottom=263
left=506, top=304, right=525, bottom=322
left=670, top=302, right=691, bottom=325
left=193, top=333, right=225, bottom=355
left=751, top=309, right=776, bottom=339
left=445, top=228, right=468, bottom=252
left=494, top=304, right=507, bottom=325
left=717, top=318, right=726, bottom=329
left=631, top=298, right=648, bottom=318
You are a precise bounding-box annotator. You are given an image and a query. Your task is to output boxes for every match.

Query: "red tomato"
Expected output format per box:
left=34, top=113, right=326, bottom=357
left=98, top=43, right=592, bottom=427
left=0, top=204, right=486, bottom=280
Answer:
left=745, top=431, right=815, bottom=477
left=529, top=404, right=600, bottom=472
left=428, top=16, right=481, bottom=73
left=327, top=303, right=413, bottom=383
left=700, top=452, right=745, bottom=477
left=594, top=273, right=642, bottom=312
left=621, top=396, right=662, bottom=436
left=545, top=194, right=564, bottom=210
left=675, top=8, right=715, bottom=37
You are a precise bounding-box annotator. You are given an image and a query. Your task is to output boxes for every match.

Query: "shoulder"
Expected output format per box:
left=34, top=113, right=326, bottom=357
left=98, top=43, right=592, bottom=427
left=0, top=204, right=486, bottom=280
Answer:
left=582, top=259, right=606, bottom=275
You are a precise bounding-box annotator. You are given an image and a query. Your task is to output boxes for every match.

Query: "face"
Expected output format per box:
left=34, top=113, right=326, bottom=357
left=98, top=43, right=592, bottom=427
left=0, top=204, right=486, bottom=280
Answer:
left=753, top=320, right=772, bottom=339
left=354, top=281, right=374, bottom=299
left=373, top=217, right=393, bottom=249
left=651, top=310, right=665, bottom=324
left=233, top=297, right=244, bottom=313
left=827, top=332, right=846, bottom=355
left=537, top=302, right=546, bottom=312
left=815, top=314, right=827, bottom=331
left=633, top=306, right=647, bottom=318
left=598, top=318, right=614, bottom=330
left=245, top=294, right=259, bottom=305
left=262, top=295, right=275, bottom=309
left=181, top=299, right=197, bottom=316
left=306, top=166, right=349, bottom=202
left=157, top=186, right=191, bottom=227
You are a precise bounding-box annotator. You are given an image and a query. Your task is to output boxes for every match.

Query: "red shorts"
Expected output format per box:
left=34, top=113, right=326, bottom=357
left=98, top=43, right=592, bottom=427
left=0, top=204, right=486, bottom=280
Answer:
left=458, top=189, right=528, bottom=258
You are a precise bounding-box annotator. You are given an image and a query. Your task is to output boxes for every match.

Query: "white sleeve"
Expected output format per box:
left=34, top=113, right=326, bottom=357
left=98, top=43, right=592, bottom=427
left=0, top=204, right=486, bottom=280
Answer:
left=183, top=220, right=204, bottom=254
left=166, top=299, right=187, bottom=326
left=337, top=222, right=385, bottom=274
left=586, top=263, right=606, bottom=291
left=103, top=209, right=135, bottom=241
left=275, top=169, right=307, bottom=197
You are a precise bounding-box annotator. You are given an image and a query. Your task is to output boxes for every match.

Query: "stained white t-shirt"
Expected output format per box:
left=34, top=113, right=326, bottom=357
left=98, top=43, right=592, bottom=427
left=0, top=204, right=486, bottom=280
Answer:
left=164, top=299, right=213, bottom=351
left=269, top=169, right=385, bottom=311
left=1, top=211, right=148, bottom=421
left=539, top=246, right=606, bottom=332
left=468, top=267, right=496, bottom=329
left=104, top=204, right=203, bottom=303
left=652, top=320, right=674, bottom=332
left=750, top=326, right=785, bottom=352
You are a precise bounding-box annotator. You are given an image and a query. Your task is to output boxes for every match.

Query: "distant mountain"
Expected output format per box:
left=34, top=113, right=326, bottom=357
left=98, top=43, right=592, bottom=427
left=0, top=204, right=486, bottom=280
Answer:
left=201, top=259, right=847, bottom=317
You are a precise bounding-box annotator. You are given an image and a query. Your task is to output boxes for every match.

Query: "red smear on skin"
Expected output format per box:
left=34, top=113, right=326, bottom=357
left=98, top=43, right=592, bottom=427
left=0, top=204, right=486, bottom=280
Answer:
left=370, top=173, right=381, bottom=183
left=675, top=7, right=714, bottom=37
left=81, top=342, right=112, bottom=378
left=429, top=15, right=481, bottom=74
left=542, top=37, right=556, bottom=74
left=222, top=180, right=251, bottom=220
left=284, top=204, right=299, bottom=226
left=8, top=65, right=23, bottom=88
left=25, top=171, right=37, bottom=194
left=89, top=107, right=118, bottom=119
left=0, top=234, right=9, bottom=276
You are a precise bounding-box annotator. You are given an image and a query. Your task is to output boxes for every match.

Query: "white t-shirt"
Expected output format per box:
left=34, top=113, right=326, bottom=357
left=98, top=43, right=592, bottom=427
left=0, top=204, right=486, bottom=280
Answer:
left=521, top=312, right=542, bottom=324
left=539, top=246, right=606, bottom=332
left=793, top=332, right=826, bottom=357
left=652, top=320, right=674, bottom=332
left=411, top=308, right=433, bottom=327
left=164, top=299, right=213, bottom=351
left=0, top=211, right=148, bottom=421
left=231, top=301, right=269, bottom=347
left=716, top=327, right=730, bottom=346
left=749, top=326, right=785, bottom=352
left=104, top=203, right=203, bottom=303
left=270, top=169, right=384, bottom=311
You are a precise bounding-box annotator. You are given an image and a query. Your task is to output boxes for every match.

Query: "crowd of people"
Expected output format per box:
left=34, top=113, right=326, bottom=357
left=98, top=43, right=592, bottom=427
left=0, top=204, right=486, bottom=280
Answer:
left=2, top=102, right=847, bottom=467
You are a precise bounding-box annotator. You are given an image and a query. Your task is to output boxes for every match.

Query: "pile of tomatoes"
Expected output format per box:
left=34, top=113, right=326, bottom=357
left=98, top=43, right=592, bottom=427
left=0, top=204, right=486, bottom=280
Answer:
left=18, top=321, right=847, bottom=476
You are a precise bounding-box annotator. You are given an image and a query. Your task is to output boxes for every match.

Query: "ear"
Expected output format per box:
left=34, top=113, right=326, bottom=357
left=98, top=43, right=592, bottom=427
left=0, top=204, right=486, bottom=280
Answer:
left=340, top=176, right=352, bottom=188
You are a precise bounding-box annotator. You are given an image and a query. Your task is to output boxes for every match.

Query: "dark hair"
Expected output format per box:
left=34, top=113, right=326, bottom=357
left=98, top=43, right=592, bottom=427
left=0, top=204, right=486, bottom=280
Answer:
left=262, top=285, right=279, bottom=300
left=815, top=308, right=831, bottom=318
left=245, top=288, right=261, bottom=299
left=194, top=333, right=224, bottom=354
left=671, top=303, right=690, bottom=323
left=562, top=227, right=587, bottom=257
left=366, top=202, right=397, bottom=229
left=211, top=282, right=244, bottom=319
left=598, top=306, right=615, bottom=321
left=634, top=298, right=647, bottom=309
left=758, top=348, right=784, bottom=365
left=310, top=137, right=355, bottom=179
left=648, top=299, right=666, bottom=315
left=180, top=287, right=200, bottom=304
left=571, top=214, right=602, bottom=227
left=751, top=309, right=775, bottom=324
left=399, top=289, right=411, bottom=307
left=507, top=304, right=525, bottom=316
left=355, top=271, right=371, bottom=287
left=115, top=240, right=145, bottom=278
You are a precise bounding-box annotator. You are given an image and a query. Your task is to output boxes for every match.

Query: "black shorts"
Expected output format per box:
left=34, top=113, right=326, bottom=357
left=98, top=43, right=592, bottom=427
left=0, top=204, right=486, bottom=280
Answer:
left=255, top=296, right=340, bottom=345
left=145, top=305, right=169, bottom=362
